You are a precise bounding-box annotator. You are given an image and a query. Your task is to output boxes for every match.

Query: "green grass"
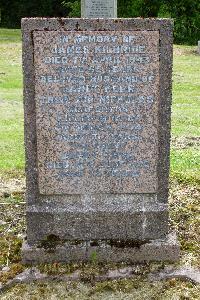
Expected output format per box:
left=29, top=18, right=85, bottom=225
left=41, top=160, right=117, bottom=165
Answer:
left=171, top=45, right=200, bottom=184
left=0, top=29, right=22, bottom=101
left=0, top=28, right=22, bottom=43
left=0, top=101, right=24, bottom=170
left=170, top=147, right=199, bottom=184
left=0, top=29, right=199, bottom=183
left=0, top=29, right=24, bottom=176
left=172, top=47, right=200, bottom=137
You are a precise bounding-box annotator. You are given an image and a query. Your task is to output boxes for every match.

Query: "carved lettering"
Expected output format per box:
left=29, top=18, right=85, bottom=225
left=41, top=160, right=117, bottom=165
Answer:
left=33, top=30, right=160, bottom=194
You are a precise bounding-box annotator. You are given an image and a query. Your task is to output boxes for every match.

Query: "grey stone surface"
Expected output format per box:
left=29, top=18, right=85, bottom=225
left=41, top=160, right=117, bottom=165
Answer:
left=22, top=18, right=175, bottom=263
left=0, top=268, right=47, bottom=293
left=81, top=0, right=117, bottom=18
left=22, top=232, right=179, bottom=264
left=198, top=41, right=200, bottom=55
left=149, top=266, right=200, bottom=284
left=26, top=195, right=168, bottom=245
left=2, top=264, right=199, bottom=294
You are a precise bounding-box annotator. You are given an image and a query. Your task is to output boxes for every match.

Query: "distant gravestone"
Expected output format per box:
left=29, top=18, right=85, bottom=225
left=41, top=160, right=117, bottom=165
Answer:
left=22, top=18, right=179, bottom=264
left=81, top=0, right=117, bottom=18
left=198, top=41, right=200, bottom=55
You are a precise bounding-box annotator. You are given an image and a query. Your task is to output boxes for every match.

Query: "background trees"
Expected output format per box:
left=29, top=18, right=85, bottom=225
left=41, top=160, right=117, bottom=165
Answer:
left=0, top=0, right=199, bottom=44
left=0, top=0, right=66, bottom=28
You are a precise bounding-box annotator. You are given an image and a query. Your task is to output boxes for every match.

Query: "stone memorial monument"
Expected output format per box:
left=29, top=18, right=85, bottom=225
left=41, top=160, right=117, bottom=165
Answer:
left=21, top=1, right=179, bottom=264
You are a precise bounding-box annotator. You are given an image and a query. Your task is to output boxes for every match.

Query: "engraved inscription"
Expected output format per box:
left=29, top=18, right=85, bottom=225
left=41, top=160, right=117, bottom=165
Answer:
left=33, top=31, right=160, bottom=194
left=81, top=0, right=117, bottom=18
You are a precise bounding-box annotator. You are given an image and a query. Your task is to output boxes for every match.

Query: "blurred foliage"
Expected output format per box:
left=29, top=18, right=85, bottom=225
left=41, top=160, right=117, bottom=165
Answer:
left=61, top=0, right=200, bottom=44
left=61, top=0, right=81, bottom=17
left=162, top=0, right=200, bottom=45
left=0, top=0, right=67, bottom=27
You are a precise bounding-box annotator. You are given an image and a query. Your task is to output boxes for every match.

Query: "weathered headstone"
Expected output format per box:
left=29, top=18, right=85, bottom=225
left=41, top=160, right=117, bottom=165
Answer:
left=198, top=41, right=200, bottom=55
left=22, top=18, right=179, bottom=264
left=81, top=0, right=117, bottom=18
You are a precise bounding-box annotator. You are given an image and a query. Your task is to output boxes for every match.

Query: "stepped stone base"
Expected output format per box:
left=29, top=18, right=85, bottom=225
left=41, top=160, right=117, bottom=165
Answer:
left=22, top=232, right=179, bottom=265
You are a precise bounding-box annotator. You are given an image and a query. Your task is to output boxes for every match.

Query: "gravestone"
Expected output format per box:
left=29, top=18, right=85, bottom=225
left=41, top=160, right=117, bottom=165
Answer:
left=22, top=18, right=179, bottom=264
left=81, top=0, right=117, bottom=18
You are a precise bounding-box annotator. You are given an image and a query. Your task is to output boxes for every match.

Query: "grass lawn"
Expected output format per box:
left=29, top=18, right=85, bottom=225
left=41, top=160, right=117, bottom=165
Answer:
left=0, top=29, right=23, bottom=177
left=171, top=46, right=200, bottom=184
left=0, top=28, right=199, bottom=299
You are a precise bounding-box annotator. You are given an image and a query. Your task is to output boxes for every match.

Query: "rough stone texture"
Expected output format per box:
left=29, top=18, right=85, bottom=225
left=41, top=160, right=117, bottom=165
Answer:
left=26, top=195, right=168, bottom=245
left=34, top=30, right=159, bottom=195
left=22, top=232, right=179, bottom=264
left=81, top=0, right=117, bottom=18
left=149, top=266, right=200, bottom=284
left=6, top=263, right=200, bottom=293
left=21, top=18, right=177, bottom=263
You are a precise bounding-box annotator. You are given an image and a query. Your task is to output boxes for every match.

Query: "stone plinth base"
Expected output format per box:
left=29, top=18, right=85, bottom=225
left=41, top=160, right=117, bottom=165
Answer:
left=22, top=232, right=179, bottom=265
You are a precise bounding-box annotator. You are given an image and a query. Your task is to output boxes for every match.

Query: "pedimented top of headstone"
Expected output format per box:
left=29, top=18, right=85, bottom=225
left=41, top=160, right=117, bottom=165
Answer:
left=81, top=0, right=117, bottom=18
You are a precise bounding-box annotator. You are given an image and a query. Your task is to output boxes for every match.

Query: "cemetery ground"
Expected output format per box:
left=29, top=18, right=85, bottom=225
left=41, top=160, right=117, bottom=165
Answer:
left=0, top=28, right=199, bottom=299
